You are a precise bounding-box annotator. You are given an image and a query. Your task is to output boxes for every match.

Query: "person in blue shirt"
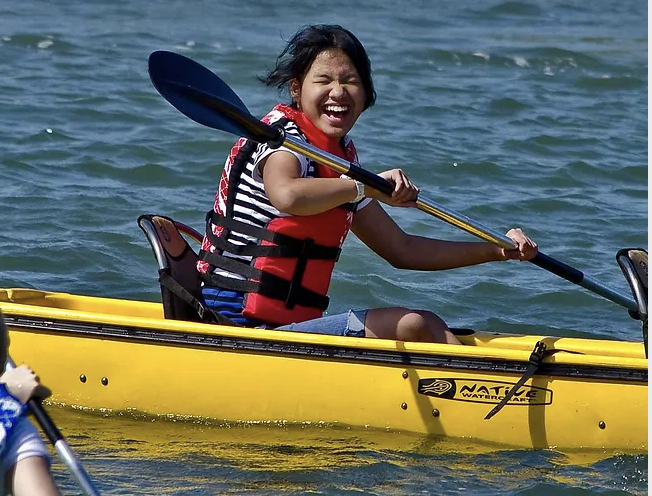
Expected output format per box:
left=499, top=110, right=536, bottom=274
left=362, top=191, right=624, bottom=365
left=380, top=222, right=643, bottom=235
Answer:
left=0, top=311, right=59, bottom=496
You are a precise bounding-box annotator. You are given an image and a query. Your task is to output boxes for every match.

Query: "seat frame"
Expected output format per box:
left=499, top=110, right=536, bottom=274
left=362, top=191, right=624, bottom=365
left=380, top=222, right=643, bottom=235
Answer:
left=138, top=214, right=238, bottom=326
left=616, top=247, right=648, bottom=357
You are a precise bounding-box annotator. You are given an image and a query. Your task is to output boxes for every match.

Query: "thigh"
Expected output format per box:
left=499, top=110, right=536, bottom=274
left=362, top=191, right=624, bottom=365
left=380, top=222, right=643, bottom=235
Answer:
left=275, top=310, right=368, bottom=337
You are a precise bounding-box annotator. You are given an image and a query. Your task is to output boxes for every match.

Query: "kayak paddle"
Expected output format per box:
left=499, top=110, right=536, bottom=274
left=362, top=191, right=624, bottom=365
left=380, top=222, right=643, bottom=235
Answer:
left=147, top=50, right=637, bottom=313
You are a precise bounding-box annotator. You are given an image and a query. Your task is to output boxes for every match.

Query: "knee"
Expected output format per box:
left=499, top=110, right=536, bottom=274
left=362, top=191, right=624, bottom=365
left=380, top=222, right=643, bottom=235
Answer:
left=396, top=309, right=449, bottom=343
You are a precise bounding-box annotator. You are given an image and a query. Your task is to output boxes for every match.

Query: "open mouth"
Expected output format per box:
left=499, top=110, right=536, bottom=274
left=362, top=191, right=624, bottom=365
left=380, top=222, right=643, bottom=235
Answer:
left=322, top=104, right=350, bottom=124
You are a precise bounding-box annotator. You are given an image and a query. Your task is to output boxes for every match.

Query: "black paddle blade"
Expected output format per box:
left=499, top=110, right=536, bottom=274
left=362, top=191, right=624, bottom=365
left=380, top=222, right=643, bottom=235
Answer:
left=148, top=50, right=282, bottom=145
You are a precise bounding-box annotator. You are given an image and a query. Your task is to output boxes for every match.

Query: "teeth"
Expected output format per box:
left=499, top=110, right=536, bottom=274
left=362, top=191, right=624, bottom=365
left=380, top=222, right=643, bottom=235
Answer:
left=325, top=105, right=348, bottom=113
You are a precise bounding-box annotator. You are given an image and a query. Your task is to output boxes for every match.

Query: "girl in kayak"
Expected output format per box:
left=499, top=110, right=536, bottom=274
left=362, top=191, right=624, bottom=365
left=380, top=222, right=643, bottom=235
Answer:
left=0, top=312, right=60, bottom=496
left=197, top=24, right=538, bottom=343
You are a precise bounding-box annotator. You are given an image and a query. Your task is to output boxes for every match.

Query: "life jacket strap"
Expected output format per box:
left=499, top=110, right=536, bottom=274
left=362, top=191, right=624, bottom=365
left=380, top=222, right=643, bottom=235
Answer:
left=205, top=211, right=341, bottom=261
left=200, top=254, right=330, bottom=311
left=286, top=238, right=313, bottom=309
left=158, top=268, right=237, bottom=326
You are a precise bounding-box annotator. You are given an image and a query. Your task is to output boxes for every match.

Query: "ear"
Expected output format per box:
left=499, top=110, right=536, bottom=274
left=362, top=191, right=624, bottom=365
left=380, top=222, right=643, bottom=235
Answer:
left=289, top=79, right=301, bottom=104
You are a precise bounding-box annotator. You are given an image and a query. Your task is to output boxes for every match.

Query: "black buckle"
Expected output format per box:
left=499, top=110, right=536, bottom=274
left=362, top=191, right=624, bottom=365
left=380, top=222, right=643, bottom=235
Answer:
left=529, top=341, right=547, bottom=367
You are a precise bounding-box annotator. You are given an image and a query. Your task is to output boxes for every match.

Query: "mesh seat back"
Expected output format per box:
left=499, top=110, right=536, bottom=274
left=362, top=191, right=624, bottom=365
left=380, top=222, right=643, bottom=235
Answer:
left=138, top=214, right=204, bottom=322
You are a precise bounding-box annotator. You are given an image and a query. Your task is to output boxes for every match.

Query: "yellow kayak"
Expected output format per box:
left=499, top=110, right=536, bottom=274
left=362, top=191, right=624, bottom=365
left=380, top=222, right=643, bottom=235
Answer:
left=0, top=287, right=646, bottom=452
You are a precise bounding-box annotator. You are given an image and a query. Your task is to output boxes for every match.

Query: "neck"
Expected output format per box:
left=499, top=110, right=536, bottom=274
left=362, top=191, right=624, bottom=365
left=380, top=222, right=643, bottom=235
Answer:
left=275, top=104, right=343, bottom=156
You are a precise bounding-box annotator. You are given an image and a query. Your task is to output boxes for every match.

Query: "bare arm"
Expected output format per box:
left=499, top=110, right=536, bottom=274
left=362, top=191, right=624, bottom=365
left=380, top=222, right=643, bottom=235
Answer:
left=9, top=456, right=61, bottom=496
left=352, top=201, right=537, bottom=270
left=262, top=152, right=537, bottom=264
left=261, top=153, right=421, bottom=216
left=261, top=151, right=359, bottom=215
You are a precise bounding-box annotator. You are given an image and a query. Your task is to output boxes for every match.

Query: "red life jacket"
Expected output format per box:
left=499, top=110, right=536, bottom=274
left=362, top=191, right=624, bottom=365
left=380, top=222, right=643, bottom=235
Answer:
left=199, top=104, right=359, bottom=327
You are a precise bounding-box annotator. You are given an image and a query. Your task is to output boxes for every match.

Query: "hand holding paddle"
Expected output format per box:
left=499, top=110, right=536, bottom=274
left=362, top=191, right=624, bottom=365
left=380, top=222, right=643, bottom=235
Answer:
left=499, top=228, right=539, bottom=262
left=0, top=365, right=51, bottom=404
left=147, top=50, right=637, bottom=313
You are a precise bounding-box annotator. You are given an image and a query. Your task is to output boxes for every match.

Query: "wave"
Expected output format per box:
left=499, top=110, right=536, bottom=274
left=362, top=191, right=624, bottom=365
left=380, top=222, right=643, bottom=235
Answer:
left=575, top=75, right=646, bottom=91
left=0, top=33, right=77, bottom=53
left=408, top=46, right=640, bottom=77
left=473, top=1, right=544, bottom=17
left=489, top=97, right=530, bottom=115
left=77, top=161, right=190, bottom=187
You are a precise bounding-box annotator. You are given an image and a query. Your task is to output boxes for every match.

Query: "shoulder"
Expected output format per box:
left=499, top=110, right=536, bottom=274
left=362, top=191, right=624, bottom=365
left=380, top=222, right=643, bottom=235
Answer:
left=262, top=107, right=305, bottom=140
left=251, top=108, right=309, bottom=179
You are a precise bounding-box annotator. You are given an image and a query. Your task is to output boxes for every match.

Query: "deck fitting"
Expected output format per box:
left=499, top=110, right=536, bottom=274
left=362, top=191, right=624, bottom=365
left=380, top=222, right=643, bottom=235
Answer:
left=432, top=409, right=440, bottom=417
left=402, top=371, right=408, bottom=379
left=79, top=375, right=86, bottom=383
left=599, top=421, right=606, bottom=429
left=101, top=377, right=109, bottom=386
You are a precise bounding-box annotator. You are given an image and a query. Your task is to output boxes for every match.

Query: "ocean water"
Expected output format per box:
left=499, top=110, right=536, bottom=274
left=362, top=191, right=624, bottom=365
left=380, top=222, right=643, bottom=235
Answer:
left=0, top=0, right=647, bottom=494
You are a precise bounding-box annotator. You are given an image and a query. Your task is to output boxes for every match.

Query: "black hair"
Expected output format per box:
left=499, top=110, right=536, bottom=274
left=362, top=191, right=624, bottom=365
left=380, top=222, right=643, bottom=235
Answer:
left=261, top=24, right=376, bottom=110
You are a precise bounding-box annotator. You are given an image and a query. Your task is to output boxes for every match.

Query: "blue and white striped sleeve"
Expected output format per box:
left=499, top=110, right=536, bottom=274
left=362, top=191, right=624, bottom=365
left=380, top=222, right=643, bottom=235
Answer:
left=250, top=122, right=310, bottom=182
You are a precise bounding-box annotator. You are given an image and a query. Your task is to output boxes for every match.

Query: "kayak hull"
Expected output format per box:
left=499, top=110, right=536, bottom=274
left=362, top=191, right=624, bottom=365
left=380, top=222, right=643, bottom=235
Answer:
left=1, top=288, right=647, bottom=451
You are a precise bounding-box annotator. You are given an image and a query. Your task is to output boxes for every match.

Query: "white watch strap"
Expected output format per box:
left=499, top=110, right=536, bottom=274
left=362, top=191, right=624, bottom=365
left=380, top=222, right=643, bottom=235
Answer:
left=353, top=179, right=365, bottom=202
left=340, top=174, right=365, bottom=202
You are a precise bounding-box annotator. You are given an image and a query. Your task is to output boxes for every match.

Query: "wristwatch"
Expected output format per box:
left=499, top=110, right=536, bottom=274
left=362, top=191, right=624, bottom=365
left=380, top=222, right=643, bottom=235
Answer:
left=340, top=174, right=365, bottom=202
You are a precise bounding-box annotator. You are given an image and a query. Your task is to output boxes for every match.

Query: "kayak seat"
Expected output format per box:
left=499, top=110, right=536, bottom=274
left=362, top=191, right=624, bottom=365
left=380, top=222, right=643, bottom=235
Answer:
left=137, top=214, right=238, bottom=326
left=616, top=248, right=647, bottom=356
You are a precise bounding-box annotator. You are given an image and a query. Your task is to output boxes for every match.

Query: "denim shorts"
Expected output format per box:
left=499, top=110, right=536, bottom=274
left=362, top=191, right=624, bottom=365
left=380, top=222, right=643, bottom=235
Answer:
left=275, top=309, right=368, bottom=337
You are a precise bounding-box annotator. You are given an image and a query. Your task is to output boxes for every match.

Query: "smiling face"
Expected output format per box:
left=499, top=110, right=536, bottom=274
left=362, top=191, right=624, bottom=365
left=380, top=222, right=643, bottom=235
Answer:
left=290, top=48, right=367, bottom=139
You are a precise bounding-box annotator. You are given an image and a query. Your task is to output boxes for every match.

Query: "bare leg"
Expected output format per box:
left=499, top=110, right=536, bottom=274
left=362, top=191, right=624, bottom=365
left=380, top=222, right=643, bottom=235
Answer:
left=364, top=307, right=461, bottom=344
left=6, top=456, right=60, bottom=496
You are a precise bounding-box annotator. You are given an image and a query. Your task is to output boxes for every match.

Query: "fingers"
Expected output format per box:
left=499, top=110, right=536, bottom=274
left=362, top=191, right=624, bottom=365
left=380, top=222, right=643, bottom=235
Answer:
left=376, top=169, right=419, bottom=207
left=1, top=365, right=44, bottom=404
left=391, top=169, right=419, bottom=204
left=503, top=228, right=538, bottom=261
